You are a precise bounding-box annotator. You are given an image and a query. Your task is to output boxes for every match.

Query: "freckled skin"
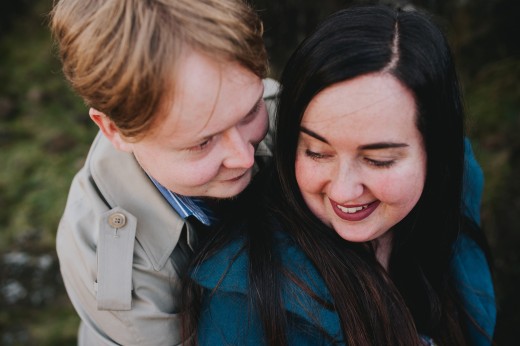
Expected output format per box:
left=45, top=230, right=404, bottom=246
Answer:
left=295, top=73, right=427, bottom=254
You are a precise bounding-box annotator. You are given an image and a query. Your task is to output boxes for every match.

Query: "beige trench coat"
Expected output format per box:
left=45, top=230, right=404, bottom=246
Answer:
left=57, top=79, right=279, bottom=345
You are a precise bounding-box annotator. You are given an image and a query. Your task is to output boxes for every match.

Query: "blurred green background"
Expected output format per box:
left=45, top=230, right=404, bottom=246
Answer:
left=1, top=0, right=518, bottom=344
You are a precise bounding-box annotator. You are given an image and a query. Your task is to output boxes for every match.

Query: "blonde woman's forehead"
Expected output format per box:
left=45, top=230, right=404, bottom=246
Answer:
left=144, top=49, right=264, bottom=144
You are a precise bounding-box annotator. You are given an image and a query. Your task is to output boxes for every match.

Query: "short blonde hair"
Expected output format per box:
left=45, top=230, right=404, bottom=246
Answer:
left=50, top=0, right=268, bottom=138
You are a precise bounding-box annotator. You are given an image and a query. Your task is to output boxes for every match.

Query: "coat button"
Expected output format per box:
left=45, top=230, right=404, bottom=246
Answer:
left=108, top=212, right=126, bottom=228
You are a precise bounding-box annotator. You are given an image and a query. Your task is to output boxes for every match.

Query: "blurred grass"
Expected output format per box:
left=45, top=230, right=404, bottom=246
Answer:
left=0, top=1, right=92, bottom=343
left=0, top=1, right=97, bottom=249
left=2, top=299, right=79, bottom=345
left=0, top=0, right=518, bottom=344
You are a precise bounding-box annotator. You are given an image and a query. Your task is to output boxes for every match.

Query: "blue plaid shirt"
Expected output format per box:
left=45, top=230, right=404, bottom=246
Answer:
left=148, top=176, right=215, bottom=226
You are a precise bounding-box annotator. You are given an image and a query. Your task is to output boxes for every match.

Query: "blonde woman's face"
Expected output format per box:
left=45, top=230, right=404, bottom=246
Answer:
left=295, top=74, right=426, bottom=244
left=125, top=49, right=268, bottom=198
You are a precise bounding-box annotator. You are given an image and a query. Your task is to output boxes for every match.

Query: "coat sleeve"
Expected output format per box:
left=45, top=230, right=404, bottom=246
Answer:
left=462, top=138, right=484, bottom=225
left=452, top=234, right=496, bottom=346
left=57, top=173, right=185, bottom=346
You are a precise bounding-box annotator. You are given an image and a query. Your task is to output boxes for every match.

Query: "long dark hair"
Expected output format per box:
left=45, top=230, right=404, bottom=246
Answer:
left=274, top=4, right=467, bottom=344
left=183, top=4, right=484, bottom=345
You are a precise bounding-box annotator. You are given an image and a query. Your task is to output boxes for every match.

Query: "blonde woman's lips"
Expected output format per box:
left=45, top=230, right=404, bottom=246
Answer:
left=222, top=169, right=249, bottom=182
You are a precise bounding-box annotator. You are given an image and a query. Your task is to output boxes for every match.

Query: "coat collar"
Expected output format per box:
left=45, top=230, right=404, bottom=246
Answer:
left=85, top=78, right=279, bottom=271
left=192, top=233, right=344, bottom=342
left=88, top=132, right=186, bottom=271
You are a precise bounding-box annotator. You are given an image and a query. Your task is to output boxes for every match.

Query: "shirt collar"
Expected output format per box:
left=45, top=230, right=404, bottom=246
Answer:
left=148, top=175, right=214, bottom=226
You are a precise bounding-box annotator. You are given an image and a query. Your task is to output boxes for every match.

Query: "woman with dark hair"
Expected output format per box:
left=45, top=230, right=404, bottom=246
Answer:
left=183, top=4, right=495, bottom=345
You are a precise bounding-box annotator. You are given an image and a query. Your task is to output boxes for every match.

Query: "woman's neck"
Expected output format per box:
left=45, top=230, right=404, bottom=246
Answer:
left=373, top=231, right=394, bottom=271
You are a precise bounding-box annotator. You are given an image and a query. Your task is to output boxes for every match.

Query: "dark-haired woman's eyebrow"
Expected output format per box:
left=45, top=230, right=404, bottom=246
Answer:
left=300, top=126, right=329, bottom=144
left=358, top=142, right=408, bottom=150
left=300, top=126, right=409, bottom=150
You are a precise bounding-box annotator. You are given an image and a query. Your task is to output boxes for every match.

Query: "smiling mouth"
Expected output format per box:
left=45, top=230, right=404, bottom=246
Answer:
left=336, top=204, right=369, bottom=214
left=229, top=174, right=245, bottom=181
left=330, top=200, right=380, bottom=221
left=223, top=170, right=249, bottom=182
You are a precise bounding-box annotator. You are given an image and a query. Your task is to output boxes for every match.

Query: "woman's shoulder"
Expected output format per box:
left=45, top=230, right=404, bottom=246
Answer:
left=452, top=233, right=495, bottom=301
left=191, top=231, right=309, bottom=282
left=274, top=232, right=343, bottom=341
left=452, top=233, right=496, bottom=344
left=190, top=236, right=249, bottom=294
left=191, top=228, right=326, bottom=294
left=191, top=228, right=343, bottom=342
left=273, top=231, right=332, bottom=299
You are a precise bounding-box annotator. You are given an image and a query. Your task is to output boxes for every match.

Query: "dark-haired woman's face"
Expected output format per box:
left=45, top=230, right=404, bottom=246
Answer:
left=295, top=73, right=426, bottom=246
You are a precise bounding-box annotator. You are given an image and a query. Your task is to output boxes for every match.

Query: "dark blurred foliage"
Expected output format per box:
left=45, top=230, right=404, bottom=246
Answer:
left=0, top=1, right=33, bottom=37
left=252, top=0, right=520, bottom=77
left=0, top=0, right=518, bottom=344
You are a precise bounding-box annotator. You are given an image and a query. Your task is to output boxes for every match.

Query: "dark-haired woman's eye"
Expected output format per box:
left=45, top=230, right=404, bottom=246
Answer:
left=305, top=149, right=329, bottom=160
left=365, top=158, right=395, bottom=168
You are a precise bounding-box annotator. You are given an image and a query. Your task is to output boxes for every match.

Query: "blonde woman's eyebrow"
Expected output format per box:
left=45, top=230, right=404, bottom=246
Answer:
left=244, top=87, right=265, bottom=119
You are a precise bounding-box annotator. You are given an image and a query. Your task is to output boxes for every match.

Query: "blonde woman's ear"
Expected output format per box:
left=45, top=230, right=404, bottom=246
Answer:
left=89, top=108, right=133, bottom=153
